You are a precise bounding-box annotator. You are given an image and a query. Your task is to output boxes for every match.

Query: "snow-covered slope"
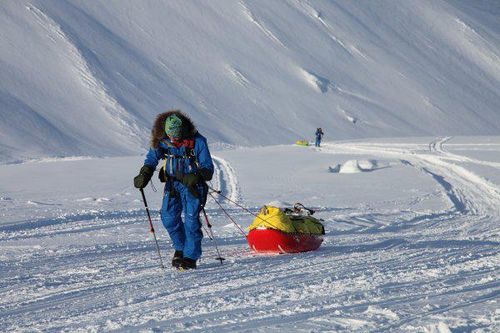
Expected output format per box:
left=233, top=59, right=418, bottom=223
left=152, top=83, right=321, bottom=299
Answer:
left=1, top=0, right=500, bottom=162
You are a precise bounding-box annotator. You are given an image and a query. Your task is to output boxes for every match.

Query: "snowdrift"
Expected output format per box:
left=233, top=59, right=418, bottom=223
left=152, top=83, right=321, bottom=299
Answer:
left=329, top=159, right=385, bottom=174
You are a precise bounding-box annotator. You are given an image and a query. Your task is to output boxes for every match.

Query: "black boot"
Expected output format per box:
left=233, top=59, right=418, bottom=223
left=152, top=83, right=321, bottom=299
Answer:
left=172, top=250, right=183, bottom=268
left=178, top=257, right=197, bottom=270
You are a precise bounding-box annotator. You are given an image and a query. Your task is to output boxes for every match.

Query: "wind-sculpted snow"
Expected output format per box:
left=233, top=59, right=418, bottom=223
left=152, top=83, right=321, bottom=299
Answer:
left=1, top=1, right=500, bottom=162
left=329, top=159, right=386, bottom=174
left=0, top=138, right=499, bottom=332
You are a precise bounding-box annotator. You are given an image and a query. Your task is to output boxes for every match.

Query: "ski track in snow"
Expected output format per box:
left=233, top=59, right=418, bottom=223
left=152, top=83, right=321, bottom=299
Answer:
left=323, top=138, right=500, bottom=238
left=430, top=137, right=500, bottom=169
left=1, top=139, right=499, bottom=332
left=211, top=155, right=241, bottom=204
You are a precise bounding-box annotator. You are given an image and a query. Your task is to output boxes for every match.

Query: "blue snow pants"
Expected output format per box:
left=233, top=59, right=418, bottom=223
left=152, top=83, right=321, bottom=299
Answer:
left=315, top=137, right=321, bottom=147
left=160, top=180, right=203, bottom=260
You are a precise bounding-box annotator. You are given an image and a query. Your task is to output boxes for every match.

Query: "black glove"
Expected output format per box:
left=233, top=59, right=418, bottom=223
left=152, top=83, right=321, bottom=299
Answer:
left=181, top=173, right=201, bottom=187
left=134, top=165, right=154, bottom=189
left=198, top=168, right=213, bottom=182
left=180, top=173, right=201, bottom=197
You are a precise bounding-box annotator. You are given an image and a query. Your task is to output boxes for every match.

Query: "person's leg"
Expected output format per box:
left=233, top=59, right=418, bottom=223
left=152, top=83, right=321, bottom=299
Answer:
left=160, top=188, right=185, bottom=251
left=177, top=183, right=203, bottom=261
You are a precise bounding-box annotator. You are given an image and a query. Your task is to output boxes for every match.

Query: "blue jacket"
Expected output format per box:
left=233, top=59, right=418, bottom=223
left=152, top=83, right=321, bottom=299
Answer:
left=144, top=133, right=214, bottom=180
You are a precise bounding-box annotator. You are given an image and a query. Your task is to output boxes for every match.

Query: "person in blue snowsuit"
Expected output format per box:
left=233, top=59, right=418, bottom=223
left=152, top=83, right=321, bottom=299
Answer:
left=315, top=128, right=324, bottom=147
left=134, top=110, right=214, bottom=270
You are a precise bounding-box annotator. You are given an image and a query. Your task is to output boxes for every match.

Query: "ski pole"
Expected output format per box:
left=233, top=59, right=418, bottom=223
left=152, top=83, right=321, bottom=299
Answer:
left=201, top=207, right=225, bottom=264
left=201, top=223, right=213, bottom=240
left=139, top=188, right=165, bottom=269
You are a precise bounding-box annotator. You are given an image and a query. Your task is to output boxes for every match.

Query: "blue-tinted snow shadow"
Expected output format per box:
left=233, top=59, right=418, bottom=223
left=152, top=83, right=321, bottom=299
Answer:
left=320, top=238, right=499, bottom=255
left=326, top=207, right=463, bottom=236
left=0, top=209, right=147, bottom=233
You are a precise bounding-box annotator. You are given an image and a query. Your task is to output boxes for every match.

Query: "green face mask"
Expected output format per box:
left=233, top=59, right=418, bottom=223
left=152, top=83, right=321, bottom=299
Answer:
left=164, top=115, right=183, bottom=138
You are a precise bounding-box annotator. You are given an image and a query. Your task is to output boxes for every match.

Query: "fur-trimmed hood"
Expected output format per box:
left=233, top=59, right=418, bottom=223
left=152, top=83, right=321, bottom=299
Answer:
left=150, top=110, right=197, bottom=148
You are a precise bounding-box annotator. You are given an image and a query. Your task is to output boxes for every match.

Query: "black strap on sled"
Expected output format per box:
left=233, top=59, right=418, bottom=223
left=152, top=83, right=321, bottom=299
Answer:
left=284, top=203, right=315, bottom=216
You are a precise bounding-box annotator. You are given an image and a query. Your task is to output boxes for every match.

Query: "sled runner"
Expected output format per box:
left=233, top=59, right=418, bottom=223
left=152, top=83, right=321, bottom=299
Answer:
left=247, top=204, right=325, bottom=254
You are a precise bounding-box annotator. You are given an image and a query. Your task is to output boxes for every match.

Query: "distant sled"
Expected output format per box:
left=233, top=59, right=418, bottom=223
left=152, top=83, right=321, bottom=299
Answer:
left=295, top=140, right=310, bottom=146
left=247, top=204, right=325, bottom=254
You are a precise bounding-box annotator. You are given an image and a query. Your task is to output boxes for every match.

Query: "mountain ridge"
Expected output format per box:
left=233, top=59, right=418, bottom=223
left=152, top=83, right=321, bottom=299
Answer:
left=0, top=0, right=499, bottom=162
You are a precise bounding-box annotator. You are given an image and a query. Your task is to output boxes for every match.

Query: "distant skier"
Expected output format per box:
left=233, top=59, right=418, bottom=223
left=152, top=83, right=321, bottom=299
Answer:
left=315, top=128, right=324, bottom=147
left=133, top=110, right=214, bottom=270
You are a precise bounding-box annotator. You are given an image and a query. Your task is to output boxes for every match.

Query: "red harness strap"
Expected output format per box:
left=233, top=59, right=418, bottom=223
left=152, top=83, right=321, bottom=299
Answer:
left=170, top=137, right=195, bottom=149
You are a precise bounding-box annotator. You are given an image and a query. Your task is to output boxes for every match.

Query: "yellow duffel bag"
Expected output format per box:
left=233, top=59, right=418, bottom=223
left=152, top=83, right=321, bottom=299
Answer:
left=249, top=205, right=324, bottom=235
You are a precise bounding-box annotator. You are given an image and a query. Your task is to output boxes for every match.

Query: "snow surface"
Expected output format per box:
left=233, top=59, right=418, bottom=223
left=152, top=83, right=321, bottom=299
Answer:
left=1, top=137, right=499, bottom=332
left=1, top=0, right=500, bottom=162
left=1, top=0, right=500, bottom=331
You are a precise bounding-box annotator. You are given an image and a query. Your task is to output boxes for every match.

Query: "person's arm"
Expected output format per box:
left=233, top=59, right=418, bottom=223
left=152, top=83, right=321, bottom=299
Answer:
left=195, top=136, right=214, bottom=181
left=179, top=137, right=214, bottom=197
left=144, top=147, right=161, bottom=169
left=133, top=148, right=161, bottom=188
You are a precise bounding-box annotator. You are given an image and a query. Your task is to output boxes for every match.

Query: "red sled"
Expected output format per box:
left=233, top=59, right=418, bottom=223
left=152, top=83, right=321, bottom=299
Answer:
left=247, top=228, right=323, bottom=254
